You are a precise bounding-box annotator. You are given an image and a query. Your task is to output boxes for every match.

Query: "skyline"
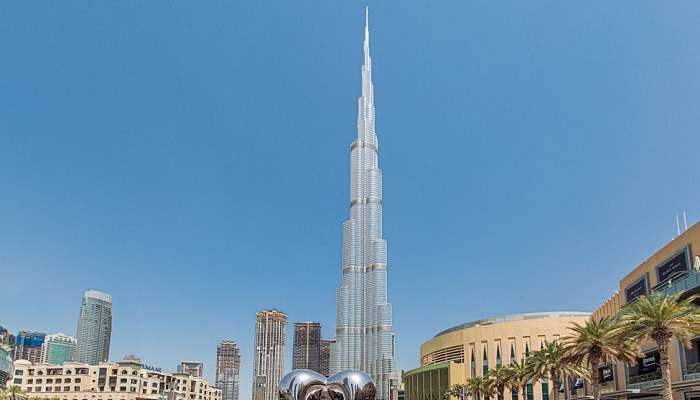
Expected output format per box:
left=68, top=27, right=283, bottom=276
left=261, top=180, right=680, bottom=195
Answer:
left=2, top=2, right=700, bottom=400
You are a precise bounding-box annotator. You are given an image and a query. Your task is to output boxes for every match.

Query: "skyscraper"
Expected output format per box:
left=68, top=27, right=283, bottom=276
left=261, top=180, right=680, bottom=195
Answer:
left=178, top=361, right=204, bottom=377
left=319, top=339, right=335, bottom=377
left=41, top=333, right=77, bottom=364
left=216, top=340, right=241, bottom=400
left=12, top=331, right=46, bottom=363
left=292, top=322, right=321, bottom=372
left=333, top=9, right=396, bottom=400
left=76, top=289, right=112, bottom=364
left=252, top=310, right=286, bottom=400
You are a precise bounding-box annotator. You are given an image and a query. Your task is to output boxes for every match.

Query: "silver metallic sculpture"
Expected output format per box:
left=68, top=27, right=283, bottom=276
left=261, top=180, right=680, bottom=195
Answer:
left=279, top=370, right=376, bottom=400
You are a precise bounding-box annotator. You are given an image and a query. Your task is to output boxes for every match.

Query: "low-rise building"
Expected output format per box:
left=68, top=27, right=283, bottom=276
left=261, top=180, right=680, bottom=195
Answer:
left=10, top=358, right=221, bottom=400
left=403, top=311, right=591, bottom=400
left=591, top=221, right=700, bottom=400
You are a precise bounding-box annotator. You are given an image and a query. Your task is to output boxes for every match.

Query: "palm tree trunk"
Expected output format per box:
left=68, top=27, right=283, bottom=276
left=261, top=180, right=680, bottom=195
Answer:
left=551, top=373, right=560, bottom=400
left=521, top=384, right=527, bottom=400
left=657, top=336, right=673, bottom=400
left=590, top=356, right=601, bottom=400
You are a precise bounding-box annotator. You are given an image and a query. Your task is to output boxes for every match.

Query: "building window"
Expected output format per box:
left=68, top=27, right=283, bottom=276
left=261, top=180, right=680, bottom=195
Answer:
left=483, top=347, right=489, bottom=376
left=15, top=370, right=23, bottom=376
left=542, top=383, right=549, bottom=400
left=496, top=345, right=502, bottom=368
left=511, top=388, right=518, bottom=400
left=510, top=344, right=516, bottom=363
left=526, top=384, right=533, bottom=400
left=470, top=350, right=476, bottom=378
left=13, top=378, right=21, bottom=384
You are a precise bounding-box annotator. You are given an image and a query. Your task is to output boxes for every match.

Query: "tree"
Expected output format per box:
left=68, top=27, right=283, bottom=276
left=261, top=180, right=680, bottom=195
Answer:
left=615, top=292, right=700, bottom=400
left=3, top=386, right=26, bottom=400
left=489, top=366, right=514, bottom=400
left=464, top=376, right=494, bottom=400
left=505, top=360, right=532, bottom=400
left=528, top=342, right=586, bottom=400
left=444, top=384, right=467, bottom=400
left=563, top=316, right=637, bottom=400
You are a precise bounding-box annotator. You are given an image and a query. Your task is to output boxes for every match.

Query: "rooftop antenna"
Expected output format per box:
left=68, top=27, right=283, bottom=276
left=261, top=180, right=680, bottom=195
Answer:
left=684, top=210, right=688, bottom=231
left=676, top=214, right=681, bottom=236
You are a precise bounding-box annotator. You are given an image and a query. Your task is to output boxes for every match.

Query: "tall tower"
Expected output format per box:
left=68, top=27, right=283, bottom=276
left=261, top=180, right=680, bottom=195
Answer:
left=292, top=322, right=321, bottom=372
left=252, top=310, right=287, bottom=400
left=216, top=340, right=241, bottom=400
left=76, top=289, right=112, bottom=364
left=334, top=9, right=396, bottom=400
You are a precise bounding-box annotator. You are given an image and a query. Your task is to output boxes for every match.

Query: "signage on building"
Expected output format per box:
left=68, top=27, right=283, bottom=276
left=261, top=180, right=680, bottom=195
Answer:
left=143, top=364, right=162, bottom=372
left=625, top=276, right=648, bottom=303
left=599, top=364, right=614, bottom=383
left=637, top=352, right=660, bottom=375
left=656, top=247, right=690, bottom=284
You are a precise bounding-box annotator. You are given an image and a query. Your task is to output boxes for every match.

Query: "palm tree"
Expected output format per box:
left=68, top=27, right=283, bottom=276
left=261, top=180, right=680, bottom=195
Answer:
left=505, top=360, right=532, bottom=400
left=444, top=384, right=467, bottom=400
left=489, top=366, right=514, bottom=400
left=615, top=292, right=700, bottom=400
left=4, top=386, right=26, bottom=400
left=563, top=316, right=637, bottom=400
left=464, top=376, right=495, bottom=400
left=528, top=342, right=587, bottom=400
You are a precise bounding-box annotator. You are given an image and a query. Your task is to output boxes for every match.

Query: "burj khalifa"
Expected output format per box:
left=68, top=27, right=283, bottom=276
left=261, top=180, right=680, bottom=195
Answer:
left=333, top=9, right=396, bottom=400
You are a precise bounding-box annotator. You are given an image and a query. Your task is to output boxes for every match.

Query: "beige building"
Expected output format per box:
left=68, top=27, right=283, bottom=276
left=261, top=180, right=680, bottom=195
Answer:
left=404, top=312, right=591, bottom=400
left=591, top=222, right=700, bottom=400
left=252, top=310, right=287, bottom=400
left=10, top=357, right=221, bottom=400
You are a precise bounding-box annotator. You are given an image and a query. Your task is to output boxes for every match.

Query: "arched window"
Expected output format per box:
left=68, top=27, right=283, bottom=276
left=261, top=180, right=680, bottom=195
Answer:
left=482, top=347, right=489, bottom=376
left=496, top=345, right=502, bottom=368
left=470, top=349, right=476, bottom=378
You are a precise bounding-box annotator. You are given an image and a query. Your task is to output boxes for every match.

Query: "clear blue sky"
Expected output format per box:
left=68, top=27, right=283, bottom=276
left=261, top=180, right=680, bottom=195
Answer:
left=2, top=1, right=700, bottom=398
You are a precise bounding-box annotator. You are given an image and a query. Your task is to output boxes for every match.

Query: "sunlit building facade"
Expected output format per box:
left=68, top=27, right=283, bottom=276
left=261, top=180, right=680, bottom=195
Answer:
left=252, top=310, right=286, bottom=400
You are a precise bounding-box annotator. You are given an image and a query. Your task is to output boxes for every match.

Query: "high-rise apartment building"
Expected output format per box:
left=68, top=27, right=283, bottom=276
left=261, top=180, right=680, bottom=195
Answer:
left=292, top=322, right=321, bottom=372
left=215, top=340, right=240, bottom=400
left=13, top=331, right=46, bottom=363
left=178, top=361, right=204, bottom=377
left=41, top=333, right=77, bottom=365
left=333, top=10, right=396, bottom=400
left=319, top=339, right=334, bottom=377
left=76, top=289, right=112, bottom=364
left=252, top=310, right=286, bottom=400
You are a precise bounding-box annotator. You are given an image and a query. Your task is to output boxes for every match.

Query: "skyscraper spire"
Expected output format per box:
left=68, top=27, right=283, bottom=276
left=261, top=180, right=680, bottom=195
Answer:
left=362, top=7, right=372, bottom=102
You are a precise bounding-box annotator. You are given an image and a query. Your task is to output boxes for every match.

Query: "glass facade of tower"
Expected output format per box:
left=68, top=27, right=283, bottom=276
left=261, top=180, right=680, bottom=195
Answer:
left=334, top=10, right=396, bottom=400
left=76, top=289, right=112, bottom=364
left=43, top=333, right=77, bottom=365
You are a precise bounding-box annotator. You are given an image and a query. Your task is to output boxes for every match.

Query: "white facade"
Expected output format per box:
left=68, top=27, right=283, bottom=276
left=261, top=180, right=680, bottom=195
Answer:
left=333, top=9, right=396, bottom=400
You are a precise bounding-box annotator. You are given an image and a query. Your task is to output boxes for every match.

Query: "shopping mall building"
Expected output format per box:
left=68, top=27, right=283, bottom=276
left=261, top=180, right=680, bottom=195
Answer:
left=403, top=221, right=700, bottom=400
left=592, top=222, right=700, bottom=400
left=403, top=312, right=591, bottom=400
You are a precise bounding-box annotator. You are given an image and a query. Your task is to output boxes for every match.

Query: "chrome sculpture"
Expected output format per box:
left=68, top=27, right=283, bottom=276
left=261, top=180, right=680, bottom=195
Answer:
left=279, top=370, right=376, bottom=400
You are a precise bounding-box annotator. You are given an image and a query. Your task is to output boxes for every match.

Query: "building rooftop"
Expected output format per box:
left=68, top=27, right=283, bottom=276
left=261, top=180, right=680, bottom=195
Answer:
left=434, top=311, right=591, bottom=338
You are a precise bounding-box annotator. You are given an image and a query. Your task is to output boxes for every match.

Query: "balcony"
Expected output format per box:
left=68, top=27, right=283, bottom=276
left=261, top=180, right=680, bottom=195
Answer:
left=684, top=362, right=700, bottom=381
left=627, top=371, right=662, bottom=390
left=653, top=270, right=700, bottom=297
